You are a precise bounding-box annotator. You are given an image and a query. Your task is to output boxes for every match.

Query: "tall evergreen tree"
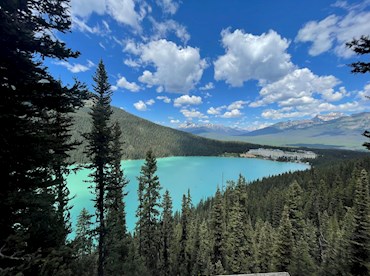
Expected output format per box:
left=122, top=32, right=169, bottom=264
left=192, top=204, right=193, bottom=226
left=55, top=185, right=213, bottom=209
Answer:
left=178, top=192, right=192, bottom=275
left=105, top=122, right=129, bottom=275
left=159, top=190, right=174, bottom=276
left=136, top=150, right=161, bottom=275
left=0, top=0, right=86, bottom=273
left=274, top=205, right=294, bottom=272
left=349, top=169, right=370, bottom=275
left=85, top=60, right=113, bottom=276
left=212, top=187, right=226, bottom=267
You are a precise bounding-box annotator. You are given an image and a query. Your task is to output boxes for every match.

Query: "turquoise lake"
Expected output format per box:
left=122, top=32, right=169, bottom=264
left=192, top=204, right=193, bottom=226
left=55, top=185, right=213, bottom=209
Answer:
left=67, top=156, right=309, bottom=233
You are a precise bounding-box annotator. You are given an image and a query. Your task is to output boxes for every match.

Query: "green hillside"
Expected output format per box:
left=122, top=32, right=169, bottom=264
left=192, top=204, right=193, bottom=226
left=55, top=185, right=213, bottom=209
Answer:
left=69, top=106, right=259, bottom=162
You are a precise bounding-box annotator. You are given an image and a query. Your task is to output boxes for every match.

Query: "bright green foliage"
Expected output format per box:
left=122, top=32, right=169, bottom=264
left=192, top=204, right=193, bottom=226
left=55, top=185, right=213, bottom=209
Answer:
left=105, top=123, right=129, bottom=275
left=349, top=169, right=370, bottom=275
left=159, top=190, right=174, bottom=276
left=136, top=150, right=162, bottom=275
left=274, top=205, right=294, bottom=272
left=85, top=60, right=114, bottom=276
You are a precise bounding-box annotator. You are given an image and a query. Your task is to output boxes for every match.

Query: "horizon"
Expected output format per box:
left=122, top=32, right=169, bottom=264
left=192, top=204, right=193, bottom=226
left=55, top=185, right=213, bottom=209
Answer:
left=46, top=0, right=370, bottom=131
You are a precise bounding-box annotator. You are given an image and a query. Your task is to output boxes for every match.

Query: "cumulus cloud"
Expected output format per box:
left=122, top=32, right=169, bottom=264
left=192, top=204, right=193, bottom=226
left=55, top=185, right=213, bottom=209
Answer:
left=146, top=99, right=155, bottom=105
left=174, top=95, right=203, bottom=107
left=214, top=29, right=294, bottom=86
left=124, top=58, right=141, bottom=68
left=150, top=18, right=190, bottom=44
left=220, top=109, right=243, bottom=118
left=296, top=8, right=370, bottom=57
left=137, top=39, right=207, bottom=93
left=227, top=100, right=248, bottom=110
left=133, top=100, right=147, bottom=111
left=156, top=96, right=171, bottom=103
left=207, top=106, right=224, bottom=115
left=71, top=0, right=144, bottom=31
left=116, top=76, right=141, bottom=92
left=250, top=68, right=345, bottom=108
left=54, top=60, right=95, bottom=73
left=199, top=82, right=215, bottom=91
left=156, top=0, right=179, bottom=15
left=170, top=119, right=180, bottom=124
left=180, top=109, right=208, bottom=119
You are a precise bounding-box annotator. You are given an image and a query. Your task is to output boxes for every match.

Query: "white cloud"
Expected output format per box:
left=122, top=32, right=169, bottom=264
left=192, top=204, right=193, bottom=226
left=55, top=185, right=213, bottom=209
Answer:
left=156, top=0, right=179, bottom=15
left=250, top=68, right=345, bottom=108
left=156, top=96, right=171, bottom=103
left=146, top=99, right=155, bottom=105
left=72, top=16, right=102, bottom=34
left=214, top=29, right=294, bottom=87
left=150, top=18, right=190, bottom=44
left=227, top=100, right=248, bottom=110
left=54, top=60, right=95, bottom=73
left=207, top=106, right=224, bottom=115
left=116, top=76, right=141, bottom=92
left=71, top=0, right=106, bottom=18
left=296, top=9, right=370, bottom=57
left=199, top=82, right=215, bottom=91
left=170, top=119, right=180, bottom=124
left=220, top=109, right=243, bottom=118
left=124, top=58, right=141, bottom=68
left=133, top=100, right=147, bottom=111
left=261, top=101, right=364, bottom=120
left=138, top=40, right=207, bottom=93
left=180, top=109, right=208, bottom=119
left=71, top=0, right=143, bottom=31
left=106, top=0, right=142, bottom=30
left=174, top=95, right=202, bottom=107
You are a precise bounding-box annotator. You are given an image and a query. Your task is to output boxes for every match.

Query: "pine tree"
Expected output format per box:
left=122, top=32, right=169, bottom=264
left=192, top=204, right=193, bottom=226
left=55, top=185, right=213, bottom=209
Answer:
left=136, top=150, right=162, bottom=275
left=85, top=60, right=113, bottom=276
left=286, top=180, right=304, bottom=242
left=349, top=169, right=370, bottom=275
left=212, top=187, right=226, bottom=267
left=105, top=122, right=129, bottom=275
left=72, top=208, right=97, bottom=276
left=159, top=190, right=174, bottom=276
left=346, top=36, right=370, bottom=74
left=274, top=205, right=294, bottom=272
left=0, top=0, right=86, bottom=273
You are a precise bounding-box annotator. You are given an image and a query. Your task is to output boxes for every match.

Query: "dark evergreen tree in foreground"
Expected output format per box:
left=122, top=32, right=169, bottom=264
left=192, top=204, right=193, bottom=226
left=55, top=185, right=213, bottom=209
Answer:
left=159, top=190, right=174, bottom=276
left=0, top=0, right=86, bottom=274
left=105, top=123, right=129, bottom=275
left=85, top=60, right=113, bottom=276
left=346, top=36, right=370, bottom=74
left=136, top=150, right=162, bottom=275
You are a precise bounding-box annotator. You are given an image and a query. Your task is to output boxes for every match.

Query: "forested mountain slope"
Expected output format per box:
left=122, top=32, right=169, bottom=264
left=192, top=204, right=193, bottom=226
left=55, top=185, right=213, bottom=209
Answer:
left=69, top=106, right=258, bottom=162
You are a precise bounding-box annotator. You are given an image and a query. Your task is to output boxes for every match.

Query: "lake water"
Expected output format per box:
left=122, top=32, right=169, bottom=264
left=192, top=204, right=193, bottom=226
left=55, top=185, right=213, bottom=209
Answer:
left=67, top=156, right=309, bottom=234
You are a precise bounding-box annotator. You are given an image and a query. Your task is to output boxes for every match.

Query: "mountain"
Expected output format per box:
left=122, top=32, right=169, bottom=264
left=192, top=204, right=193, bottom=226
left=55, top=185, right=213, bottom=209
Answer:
left=227, top=112, right=369, bottom=151
left=178, top=122, right=248, bottom=136
left=69, top=106, right=258, bottom=163
left=244, top=112, right=346, bottom=136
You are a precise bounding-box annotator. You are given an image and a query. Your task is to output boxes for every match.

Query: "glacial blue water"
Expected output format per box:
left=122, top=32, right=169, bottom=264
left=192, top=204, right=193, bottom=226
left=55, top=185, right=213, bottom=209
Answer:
left=67, top=156, right=309, bottom=234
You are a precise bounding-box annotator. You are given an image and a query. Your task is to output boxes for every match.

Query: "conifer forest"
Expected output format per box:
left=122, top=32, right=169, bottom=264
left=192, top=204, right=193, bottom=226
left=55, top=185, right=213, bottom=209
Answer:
left=1, top=1, right=369, bottom=275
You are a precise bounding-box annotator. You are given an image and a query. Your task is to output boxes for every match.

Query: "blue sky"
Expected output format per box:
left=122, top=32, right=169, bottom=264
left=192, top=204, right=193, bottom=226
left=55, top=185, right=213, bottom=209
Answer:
left=47, top=0, right=370, bottom=130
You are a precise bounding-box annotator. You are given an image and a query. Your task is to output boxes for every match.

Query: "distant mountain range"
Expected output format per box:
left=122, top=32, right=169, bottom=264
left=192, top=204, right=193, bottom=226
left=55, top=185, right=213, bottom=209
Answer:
left=180, top=112, right=369, bottom=151
left=69, top=106, right=258, bottom=163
